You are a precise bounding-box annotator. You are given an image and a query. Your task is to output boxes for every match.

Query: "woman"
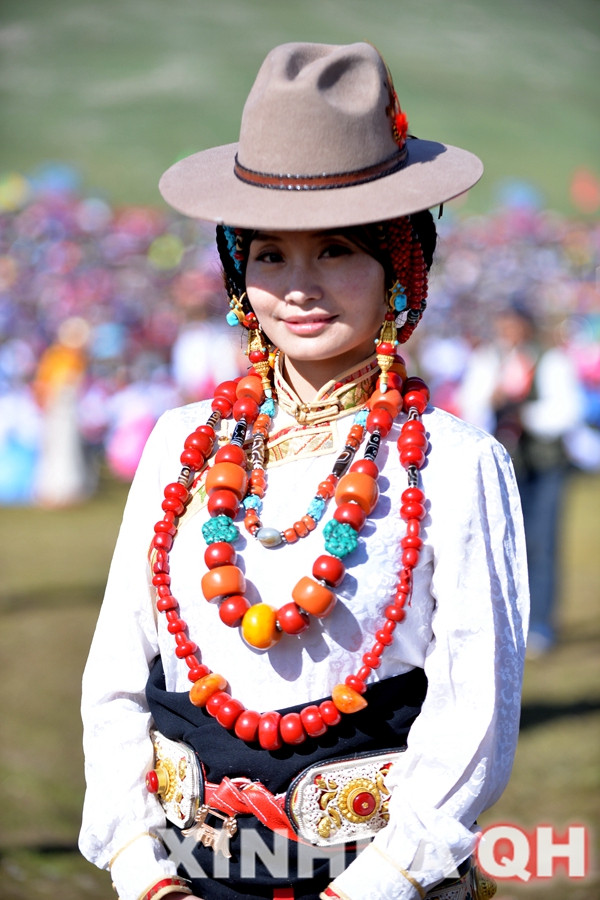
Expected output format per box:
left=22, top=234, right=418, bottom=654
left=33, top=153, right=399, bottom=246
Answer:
left=80, top=42, right=528, bottom=900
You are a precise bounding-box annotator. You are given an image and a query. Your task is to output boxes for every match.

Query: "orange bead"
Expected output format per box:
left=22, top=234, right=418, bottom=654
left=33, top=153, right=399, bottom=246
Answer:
left=205, top=462, right=248, bottom=500
left=293, top=519, right=309, bottom=538
left=250, top=485, right=265, bottom=498
left=189, top=672, right=227, bottom=707
left=283, top=528, right=298, bottom=543
left=301, top=515, right=317, bottom=532
left=255, top=414, right=271, bottom=430
left=390, top=361, right=407, bottom=381
left=241, top=603, right=281, bottom=650
left=331, top=683, right=368, bottom=714
left=292, top=576, right=336, bottom=617
left=369, top=388, right=402, bottom=417
left=317, top=481, right=335, bottom=499
left=250, top=470, right=266, bottom=485
left=236, top=375, right=264, bottom=404
left=335, top=473, right=379, bottom=514
left=201, top=565, right=246, bottom=601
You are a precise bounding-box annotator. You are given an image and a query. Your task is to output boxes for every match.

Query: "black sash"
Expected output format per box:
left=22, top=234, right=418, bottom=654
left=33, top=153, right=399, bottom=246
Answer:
left=146, top=658, right=427, bottom=899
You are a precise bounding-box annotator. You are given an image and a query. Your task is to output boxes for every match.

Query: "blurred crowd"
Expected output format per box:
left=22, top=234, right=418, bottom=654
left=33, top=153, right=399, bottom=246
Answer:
left=0, top=165, right=599, bottom=516
left=0, top=164, right=245, bottom=506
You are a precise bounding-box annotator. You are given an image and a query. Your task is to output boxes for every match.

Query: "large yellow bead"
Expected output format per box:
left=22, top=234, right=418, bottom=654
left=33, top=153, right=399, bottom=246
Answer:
left=241, top=603, right=281, bottom=650
left=189, top=672, right=227, bottom=707
left=331, top=683, right=368, bottom=714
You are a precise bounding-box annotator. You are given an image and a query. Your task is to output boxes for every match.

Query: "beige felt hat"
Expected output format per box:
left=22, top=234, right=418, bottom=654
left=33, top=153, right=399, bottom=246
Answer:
left=159, top=42, right=483, bottom=230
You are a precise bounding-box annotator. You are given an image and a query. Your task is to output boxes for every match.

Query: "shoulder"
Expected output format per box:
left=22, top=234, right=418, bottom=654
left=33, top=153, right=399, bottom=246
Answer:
left=155, top=400, right=213, bottom=436
left=424, top=405, right=503, bottom=455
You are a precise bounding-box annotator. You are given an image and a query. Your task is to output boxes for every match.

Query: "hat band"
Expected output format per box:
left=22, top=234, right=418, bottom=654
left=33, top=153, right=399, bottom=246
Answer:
left=233, top=146, right=408, bottom=191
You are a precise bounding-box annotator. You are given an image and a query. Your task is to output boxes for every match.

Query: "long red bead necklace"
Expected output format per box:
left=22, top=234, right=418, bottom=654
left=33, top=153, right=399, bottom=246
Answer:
left=150, top=370, right=430, bottom=750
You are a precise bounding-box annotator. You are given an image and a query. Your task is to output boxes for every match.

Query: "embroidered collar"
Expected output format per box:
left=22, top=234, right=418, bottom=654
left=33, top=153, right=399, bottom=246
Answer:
left=274, top=353, right=379, bottom=425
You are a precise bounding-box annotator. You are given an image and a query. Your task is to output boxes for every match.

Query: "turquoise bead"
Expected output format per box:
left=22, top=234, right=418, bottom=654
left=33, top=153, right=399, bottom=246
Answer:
left=307, top=497, right=326, bottom=521
left=226, top=311, right=240, bottom=327
left=323, top=520, right=358, bottom=558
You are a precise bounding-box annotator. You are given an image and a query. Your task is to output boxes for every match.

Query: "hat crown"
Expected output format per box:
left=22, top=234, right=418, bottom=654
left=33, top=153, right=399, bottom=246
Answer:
left=237, top=42, right=399, bottom=176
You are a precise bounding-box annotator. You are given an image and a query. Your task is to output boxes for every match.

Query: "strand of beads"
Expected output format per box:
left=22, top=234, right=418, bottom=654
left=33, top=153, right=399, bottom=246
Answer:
left=248, top=419, right=367, bottom=548
left=150, top=371, right=431, bottom=752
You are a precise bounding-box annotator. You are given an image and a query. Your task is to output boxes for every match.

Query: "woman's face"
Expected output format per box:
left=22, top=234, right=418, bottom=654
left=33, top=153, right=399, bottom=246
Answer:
left=245, top=230, right=386, bottom=371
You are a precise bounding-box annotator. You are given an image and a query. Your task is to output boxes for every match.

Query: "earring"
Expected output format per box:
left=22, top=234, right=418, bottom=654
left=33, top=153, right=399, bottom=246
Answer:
left=225, top=290, right=247, bottom=327
left=375, top=283, right=402, bottom=393
left=247, top=323, right=273, bottom=399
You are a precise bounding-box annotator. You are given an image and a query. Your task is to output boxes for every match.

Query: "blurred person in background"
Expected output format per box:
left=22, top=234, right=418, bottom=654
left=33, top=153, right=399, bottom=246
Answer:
left=32, top=315, right=92, bottom=506
left=170, top=267, right=245, bottom=403
left=0, top=338, right=41, bottom=504
left=458, top=305, right=583, bottom=655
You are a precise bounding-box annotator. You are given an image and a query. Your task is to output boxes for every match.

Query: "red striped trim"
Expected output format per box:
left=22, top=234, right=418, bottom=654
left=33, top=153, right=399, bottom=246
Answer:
left=234, top=147, right=407, bottom=191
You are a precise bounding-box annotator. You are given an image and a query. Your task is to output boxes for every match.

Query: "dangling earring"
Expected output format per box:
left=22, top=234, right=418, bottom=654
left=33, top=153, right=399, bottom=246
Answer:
left=226, top=290, right=247, bottom=327
left=247, top=323, right=274, bottom=400
left=375, top=282, right=402, bottom=392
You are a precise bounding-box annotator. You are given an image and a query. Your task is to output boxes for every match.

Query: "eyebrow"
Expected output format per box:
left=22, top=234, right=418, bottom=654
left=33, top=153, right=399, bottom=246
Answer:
left=251, top=229, right=348, bottom=242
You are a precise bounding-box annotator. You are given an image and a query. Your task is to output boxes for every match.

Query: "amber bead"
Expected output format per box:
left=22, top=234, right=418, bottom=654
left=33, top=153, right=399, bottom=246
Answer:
left=236, top=375, right=264, bottom=404
left=369, top=388, right=402, bottom=417
left=292, top=577, right=336, bottom=617
left=241, top=603, right=281, bottom=650
left=335, top=472, right=379, bottom=514
left=201, top=565, right=246, bottom=601
left=283, top=528, right=299, bottom=544
left=331, top=683, right=368, bottom=714
left=189, top=672, right=228, bottom=707
left=293, top=519, right=309, bottom=538
left=312, top=554, right=345, bottom=587
left=205, top=462, right=248, bottom=500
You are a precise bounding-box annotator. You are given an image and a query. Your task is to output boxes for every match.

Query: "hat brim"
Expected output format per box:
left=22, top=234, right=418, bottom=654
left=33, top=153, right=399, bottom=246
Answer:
left=159, top=139, right=483, bottom=230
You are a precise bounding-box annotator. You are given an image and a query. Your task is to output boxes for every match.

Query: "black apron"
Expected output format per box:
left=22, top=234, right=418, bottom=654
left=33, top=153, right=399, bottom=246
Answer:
left=147, top=658, right=427, bottom=900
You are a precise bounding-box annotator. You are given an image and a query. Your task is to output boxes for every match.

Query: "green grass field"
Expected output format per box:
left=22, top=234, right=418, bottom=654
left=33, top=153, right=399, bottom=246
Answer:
left=0, top=471, right=599, bottom=899
left=1, top=0, right=599, bottom=213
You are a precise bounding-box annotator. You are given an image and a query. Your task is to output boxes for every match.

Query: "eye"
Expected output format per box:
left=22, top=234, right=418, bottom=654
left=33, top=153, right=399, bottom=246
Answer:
left=254, top=248, right=284, bottom=263
left=321, top=242, right=353, bottom=259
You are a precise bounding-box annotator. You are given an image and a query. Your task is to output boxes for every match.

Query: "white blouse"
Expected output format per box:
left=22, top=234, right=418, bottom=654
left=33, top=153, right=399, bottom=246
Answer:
left=79, top=395, right=528, bottom=900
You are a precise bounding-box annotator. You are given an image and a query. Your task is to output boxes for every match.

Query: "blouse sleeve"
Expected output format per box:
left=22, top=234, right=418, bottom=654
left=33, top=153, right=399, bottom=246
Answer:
left=79, top=411, right=180, bottom=900
left=329, top=435, right=529, bottom=900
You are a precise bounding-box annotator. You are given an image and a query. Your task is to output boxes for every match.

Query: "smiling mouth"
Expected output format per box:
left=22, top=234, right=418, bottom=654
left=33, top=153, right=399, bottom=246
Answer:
left=281, top=314, right=337, bottom=334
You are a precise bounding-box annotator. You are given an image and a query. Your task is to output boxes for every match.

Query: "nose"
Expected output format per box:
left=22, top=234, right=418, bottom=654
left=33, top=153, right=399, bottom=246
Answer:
left=284, top=260, right=323, bottom=305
